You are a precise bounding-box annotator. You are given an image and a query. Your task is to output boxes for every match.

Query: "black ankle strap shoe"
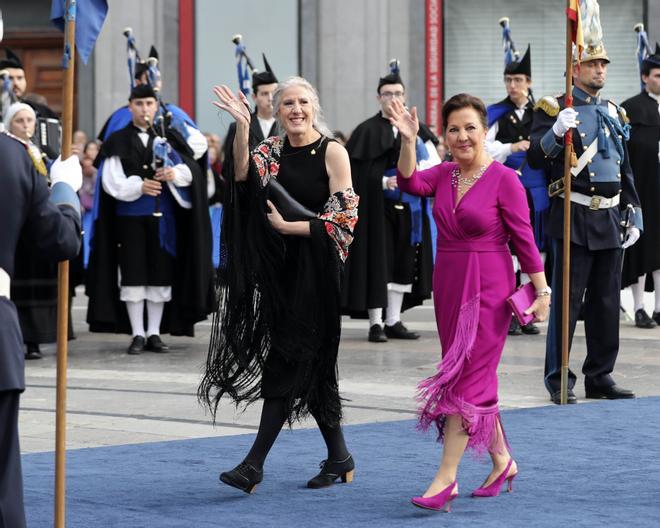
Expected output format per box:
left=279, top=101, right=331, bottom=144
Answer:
left=220, top=461, right=263, bottom=494
left=307, top=455, right=355, bottom=489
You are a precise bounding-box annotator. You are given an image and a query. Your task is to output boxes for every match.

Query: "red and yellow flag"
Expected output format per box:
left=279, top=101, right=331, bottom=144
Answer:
left=567, top=0, right=585, bottom=63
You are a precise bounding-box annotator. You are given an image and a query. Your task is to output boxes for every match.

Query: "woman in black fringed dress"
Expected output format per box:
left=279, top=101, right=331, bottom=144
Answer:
left=199, top=77, right=359, bottom=494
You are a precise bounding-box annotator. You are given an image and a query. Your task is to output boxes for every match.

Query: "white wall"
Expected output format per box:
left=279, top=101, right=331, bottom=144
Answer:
left=301, top=0, right=425, bottom=138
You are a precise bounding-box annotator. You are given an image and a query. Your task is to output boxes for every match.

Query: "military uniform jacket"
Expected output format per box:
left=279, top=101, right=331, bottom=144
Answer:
left=528, top=87, right=642, bottom=251
left=0, top=133, right=80, bottom=391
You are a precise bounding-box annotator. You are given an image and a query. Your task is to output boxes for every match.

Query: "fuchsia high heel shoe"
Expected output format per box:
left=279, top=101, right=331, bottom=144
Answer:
left=411, top=481, right=458, bottom=512
left=471, top=458, right=517, bottom=497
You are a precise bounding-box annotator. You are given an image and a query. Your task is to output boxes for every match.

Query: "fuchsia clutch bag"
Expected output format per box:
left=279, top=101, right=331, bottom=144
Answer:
left=507, top=282, right=536, bottom=326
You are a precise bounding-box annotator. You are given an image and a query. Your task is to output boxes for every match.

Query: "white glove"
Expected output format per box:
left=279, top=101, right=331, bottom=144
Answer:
left=50, top=155, right=83, bottom=192
left=551, top=108, right=579, bottom=138
left=622, top=227, right=640, bottom=249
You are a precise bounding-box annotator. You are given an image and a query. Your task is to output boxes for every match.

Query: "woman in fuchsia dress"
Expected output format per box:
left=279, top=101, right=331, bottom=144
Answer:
left=392, top=94, right=550, bottom=512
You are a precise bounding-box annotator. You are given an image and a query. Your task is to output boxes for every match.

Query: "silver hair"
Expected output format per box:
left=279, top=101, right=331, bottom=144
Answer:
left=272, top=76, right=334, bottom=139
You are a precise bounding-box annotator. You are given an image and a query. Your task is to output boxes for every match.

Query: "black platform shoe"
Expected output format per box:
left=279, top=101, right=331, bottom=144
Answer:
left=25, top=343, right=42, bottom=360
left=220, top=461, right=263, bottom=494
left=307, top=455, right=355, bottom=489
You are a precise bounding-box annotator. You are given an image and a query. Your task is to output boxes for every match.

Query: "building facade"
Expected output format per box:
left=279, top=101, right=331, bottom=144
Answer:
left=2, top=0, right=658, bottom=140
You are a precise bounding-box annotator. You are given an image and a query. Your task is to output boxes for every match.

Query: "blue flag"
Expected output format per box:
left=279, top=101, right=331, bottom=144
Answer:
left=51, top=0, right=108, bottom=65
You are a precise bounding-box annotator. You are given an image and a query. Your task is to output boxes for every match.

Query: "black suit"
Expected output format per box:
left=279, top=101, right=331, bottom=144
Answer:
left=0, top=133, right=80, bottom=528
left=620, top=91, right=660, bottom=288
left=528, top=89, right=641, bottom=394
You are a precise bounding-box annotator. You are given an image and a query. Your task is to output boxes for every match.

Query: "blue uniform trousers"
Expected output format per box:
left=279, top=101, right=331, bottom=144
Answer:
left=0, top=390, right=26, bottom=528
left=545, top=239, right=622, bottom=393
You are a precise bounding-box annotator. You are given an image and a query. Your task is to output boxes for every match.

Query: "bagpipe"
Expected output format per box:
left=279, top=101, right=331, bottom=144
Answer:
left=634, top=22, right=652, bottom=91
left=0, top=68, right=18, bottom=130
left=498, top=17, right=535, bottom=106
left=498, top=17, right=520, bottom=66
left=123, top=28, right=189, bottom=217
left=232, top=34, right=255, bottom=96
left=123, top=26, right=142, bottom=89
left=144, top=114, right=169, bottom=218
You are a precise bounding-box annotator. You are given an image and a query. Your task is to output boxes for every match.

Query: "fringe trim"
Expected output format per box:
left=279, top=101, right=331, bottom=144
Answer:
left=416, top=293, right=508, bottom=455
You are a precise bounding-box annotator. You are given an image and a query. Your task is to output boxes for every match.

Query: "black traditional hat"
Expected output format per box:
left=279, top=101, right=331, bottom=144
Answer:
left=378, top=59, right=405, bottom=93
left=134, top=45, right=159, bottom=80
left=0, top=48, right=24, bottom=70
left=504, top=45, right=531, bottom=77
left=251, top=54, right=278, bottom=92
left=643, top=42, right=660, bottom=71
left=129, top=84, right=157, bottom=101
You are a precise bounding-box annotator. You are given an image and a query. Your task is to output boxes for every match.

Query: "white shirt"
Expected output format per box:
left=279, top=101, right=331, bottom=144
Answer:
left=257, top=116, right=276, bottom=140
left=185, top=124, right=208, bottom=160
left=485, top=106, right=527, bottom=162
left=102, top=127, right=192, bottom=202
left=648, top=90, right=660, bottom=106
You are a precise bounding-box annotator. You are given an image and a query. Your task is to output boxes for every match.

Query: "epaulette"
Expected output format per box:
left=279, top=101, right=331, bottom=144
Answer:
left=534, top=96, right=560, bottom=117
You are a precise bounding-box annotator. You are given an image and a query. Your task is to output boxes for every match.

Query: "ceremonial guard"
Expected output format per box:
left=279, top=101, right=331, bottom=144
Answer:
left=0, top=48, right=58, bottom=119
left=621, top=43, right=660, bottom=327
left=486, top=21, right=550, bottom=336
left=341, top=60, right=438, bottom=342
left=528, top=41, right=642, bottom=404
left=86, top=84, right=213, bottom=353
left=222, top=52, right=279, bottom=176
left=0, top=132, right=81, bottom=528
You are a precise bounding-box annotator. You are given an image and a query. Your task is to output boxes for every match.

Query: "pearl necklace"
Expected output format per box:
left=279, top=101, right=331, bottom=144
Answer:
left=451, top=163, right=489, bottom=188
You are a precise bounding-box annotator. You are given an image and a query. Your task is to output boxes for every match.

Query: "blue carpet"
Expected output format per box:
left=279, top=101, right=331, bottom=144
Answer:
left=24, top=398, right=660, bottom=527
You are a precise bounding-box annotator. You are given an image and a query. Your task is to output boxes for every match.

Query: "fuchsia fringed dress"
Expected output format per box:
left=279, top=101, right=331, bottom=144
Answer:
left=397, top=161, right=544, bottom=454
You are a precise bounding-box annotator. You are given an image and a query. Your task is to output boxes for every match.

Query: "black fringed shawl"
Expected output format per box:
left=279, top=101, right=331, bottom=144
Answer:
left=199, top=136, right=359, bottom=426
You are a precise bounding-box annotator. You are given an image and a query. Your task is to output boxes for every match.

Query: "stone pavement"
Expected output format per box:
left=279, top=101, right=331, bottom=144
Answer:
left=19, top=289, right=660, bottom=453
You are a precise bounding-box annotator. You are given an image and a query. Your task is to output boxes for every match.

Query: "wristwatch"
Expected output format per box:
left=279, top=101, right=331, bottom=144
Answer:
left=536, top=286, right=552, bottom=297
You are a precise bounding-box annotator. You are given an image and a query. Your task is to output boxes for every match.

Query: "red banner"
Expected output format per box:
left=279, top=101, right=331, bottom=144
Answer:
left=178, top=0, right=195, bottom=119
left=425, top=0, right=443, bottom=132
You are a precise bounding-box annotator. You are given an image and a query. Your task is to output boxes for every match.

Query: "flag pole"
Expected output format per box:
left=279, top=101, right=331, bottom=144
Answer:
left=560, top=0, right=575, bottom=405
left=55, top=0, right=76, bottom=525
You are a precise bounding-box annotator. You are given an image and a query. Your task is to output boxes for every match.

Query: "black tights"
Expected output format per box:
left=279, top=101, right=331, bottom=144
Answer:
left=244, top=398, right=349, bottom=470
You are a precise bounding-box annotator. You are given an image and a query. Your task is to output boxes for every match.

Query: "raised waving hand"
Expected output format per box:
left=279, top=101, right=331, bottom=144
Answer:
left=212, top=85, right=252, bottom=127
left=388, top=99, right=419, bottom=142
